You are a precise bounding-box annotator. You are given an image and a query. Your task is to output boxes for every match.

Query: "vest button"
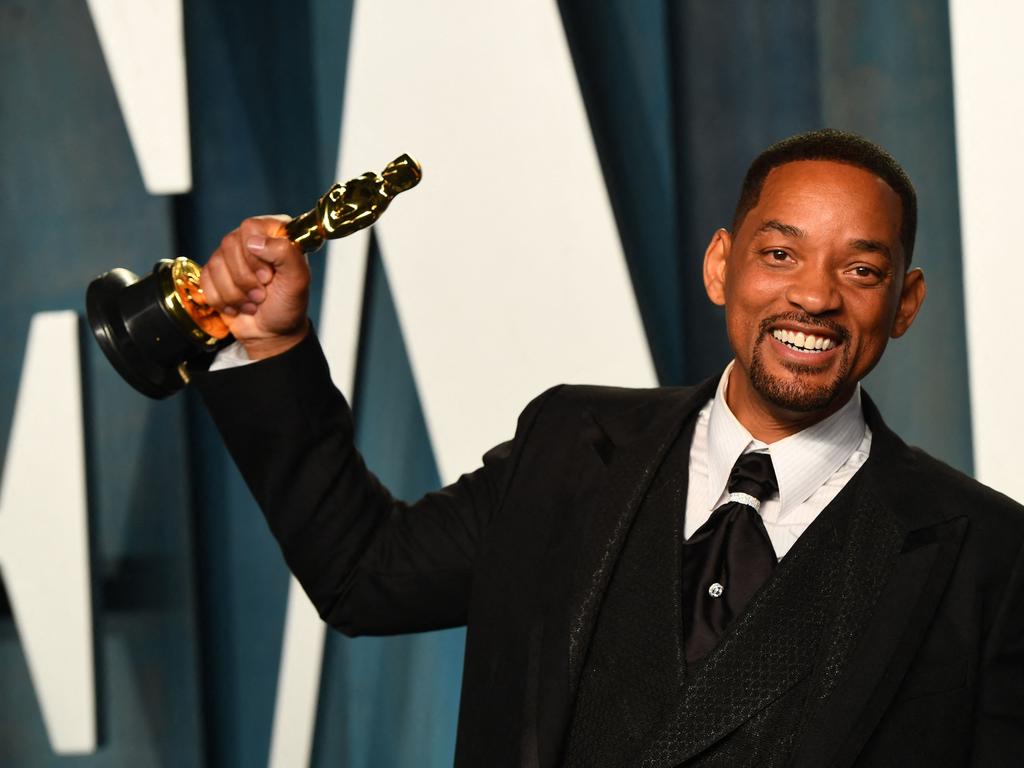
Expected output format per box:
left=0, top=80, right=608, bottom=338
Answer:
left=708, top=582, right=724, bottom=598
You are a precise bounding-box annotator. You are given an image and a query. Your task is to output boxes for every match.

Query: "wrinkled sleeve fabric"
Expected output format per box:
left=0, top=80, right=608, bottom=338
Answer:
left=193, top=331, right=554, bottom=636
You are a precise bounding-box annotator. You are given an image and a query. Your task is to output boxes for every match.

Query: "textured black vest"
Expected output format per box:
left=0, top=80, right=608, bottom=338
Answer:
left=563, top=412, right=903, bottom=767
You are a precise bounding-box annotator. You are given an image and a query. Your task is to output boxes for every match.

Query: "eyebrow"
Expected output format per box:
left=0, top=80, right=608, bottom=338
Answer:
left=754, top=219, right=804, bottom=238
left=849, top=238, right=893, bottom=262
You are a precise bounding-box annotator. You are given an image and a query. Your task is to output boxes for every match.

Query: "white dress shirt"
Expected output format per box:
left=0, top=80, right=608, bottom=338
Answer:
left=685, top=363, right=872, bottom=558
left=208, top=341, right=251, bottom=372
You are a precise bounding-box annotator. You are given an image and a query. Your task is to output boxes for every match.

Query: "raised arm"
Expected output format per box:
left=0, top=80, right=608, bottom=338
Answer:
left=192, top=220, right=547, bottom=634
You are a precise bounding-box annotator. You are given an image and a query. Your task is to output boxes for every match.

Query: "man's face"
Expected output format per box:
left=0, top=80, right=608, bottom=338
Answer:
left=703, top=160, right=925, bottom=433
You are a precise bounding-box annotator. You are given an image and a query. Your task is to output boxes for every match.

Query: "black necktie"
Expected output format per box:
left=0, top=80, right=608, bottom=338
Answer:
left=683, top=451, right=779, bottom=664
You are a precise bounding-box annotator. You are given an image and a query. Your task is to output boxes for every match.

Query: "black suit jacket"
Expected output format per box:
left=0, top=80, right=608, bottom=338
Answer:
left=196, top=334, right=1024, bottom=767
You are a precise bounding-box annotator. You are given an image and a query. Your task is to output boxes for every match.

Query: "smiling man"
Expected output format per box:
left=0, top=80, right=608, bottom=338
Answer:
left=195, top=129, right=1024, bottom=766
left=705, top=148, right=925, bottom=441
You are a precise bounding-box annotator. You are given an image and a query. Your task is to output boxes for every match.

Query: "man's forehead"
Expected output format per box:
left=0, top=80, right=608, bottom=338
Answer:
left=750, top=161, right=903, bottom=224
left=760, top=160, right=900, bottom=200
left=763, top=158, right=884, bottom=187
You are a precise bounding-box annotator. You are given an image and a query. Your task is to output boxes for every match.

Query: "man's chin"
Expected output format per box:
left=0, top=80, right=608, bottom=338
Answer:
left=752, top=375, right=842, bottom=413
left=749, top=358, right=846, bottom=414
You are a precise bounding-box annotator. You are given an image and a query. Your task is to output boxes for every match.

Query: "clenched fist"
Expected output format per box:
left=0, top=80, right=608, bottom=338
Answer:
left=200, top=216, right=311, bottom=360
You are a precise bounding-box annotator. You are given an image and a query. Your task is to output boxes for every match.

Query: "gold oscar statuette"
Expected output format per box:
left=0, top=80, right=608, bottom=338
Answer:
left=86, top=154, right=422, bottom=399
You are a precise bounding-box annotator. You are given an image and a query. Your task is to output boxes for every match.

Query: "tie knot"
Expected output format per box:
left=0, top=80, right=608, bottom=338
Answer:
left=727, top=451, right=778, bottom=503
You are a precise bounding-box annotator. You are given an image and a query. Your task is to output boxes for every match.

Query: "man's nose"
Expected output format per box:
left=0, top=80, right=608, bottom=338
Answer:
left=784, top=263, right=841, bottom=315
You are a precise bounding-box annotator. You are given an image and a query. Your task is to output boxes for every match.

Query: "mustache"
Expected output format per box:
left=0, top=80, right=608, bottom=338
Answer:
left=757, top=312, right=851, bottom=343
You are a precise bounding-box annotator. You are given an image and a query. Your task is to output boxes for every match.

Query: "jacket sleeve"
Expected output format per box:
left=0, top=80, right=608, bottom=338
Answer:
left=193, top=331, right=555, bottom=636
left=971, top=537, right=1024, bottom=765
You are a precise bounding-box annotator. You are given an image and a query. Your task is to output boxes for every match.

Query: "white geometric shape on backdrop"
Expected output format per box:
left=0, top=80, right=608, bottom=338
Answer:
left=86, top=0, right=191, bottom=194
left=268, top=579, right=326, bottom=768
left=0, top=311, right=95, bottom=753
left=949, top=0, right=1024, bottom=504
left=332, top=0, right=657, bottom=484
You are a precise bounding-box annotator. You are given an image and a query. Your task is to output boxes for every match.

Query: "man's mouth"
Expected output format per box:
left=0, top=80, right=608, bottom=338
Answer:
left=770, top=328, right=837, bottom=353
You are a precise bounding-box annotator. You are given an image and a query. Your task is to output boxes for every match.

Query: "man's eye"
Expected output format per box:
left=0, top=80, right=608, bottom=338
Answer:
left=766, top=249, right=789, bottom=261
left=848, top=265, right=885, bottom=283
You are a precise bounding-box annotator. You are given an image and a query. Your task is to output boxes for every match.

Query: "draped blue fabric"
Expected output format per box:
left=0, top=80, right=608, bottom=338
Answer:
left=561, top=0, right=971, bottom=471
left=0, top=1, right=970, bottom=765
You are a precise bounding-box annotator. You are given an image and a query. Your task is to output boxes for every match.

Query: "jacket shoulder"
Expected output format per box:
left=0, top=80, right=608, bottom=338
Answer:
left=539, top=381, right=713, bottom=418
left=864, top=394, right=1024, bottom=538
left=906, top=446, right=1024, bottom=532
left=506, top=381, right=715, bottom=465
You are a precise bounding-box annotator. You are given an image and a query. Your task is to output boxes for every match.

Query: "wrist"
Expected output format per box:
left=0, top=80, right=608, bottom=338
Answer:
left=238, top=321, right=310, bottom=361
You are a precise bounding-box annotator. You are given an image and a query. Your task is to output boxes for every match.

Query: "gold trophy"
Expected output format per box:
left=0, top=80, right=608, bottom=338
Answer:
left=87, top=154, right=421, bottom=398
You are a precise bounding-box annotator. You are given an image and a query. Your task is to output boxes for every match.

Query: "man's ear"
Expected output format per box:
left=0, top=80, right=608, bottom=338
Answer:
left=891, top=266, right=926, bottom=338
left=703, top=229, right=731, bottom=306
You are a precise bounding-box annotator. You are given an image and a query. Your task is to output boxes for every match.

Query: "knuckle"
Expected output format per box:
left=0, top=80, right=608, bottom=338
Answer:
left=220, top=284, right=244, bottom=305
left=207, top=266, right=241, bottom=304
left=203, top=251, right=221, bottom=272
left=226, top=255, right=257, bottom=287
left=201, top=258, right=220, bottom=284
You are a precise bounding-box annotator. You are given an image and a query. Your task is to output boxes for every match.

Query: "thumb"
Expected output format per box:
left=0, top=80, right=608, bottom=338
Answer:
left=242, top=215, right=306, bottom=284
left=246, top=233, right=303, bottom=272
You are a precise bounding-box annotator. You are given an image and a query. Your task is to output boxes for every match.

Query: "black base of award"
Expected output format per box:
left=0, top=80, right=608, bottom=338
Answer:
left=86, top=261, right=227, bottom=399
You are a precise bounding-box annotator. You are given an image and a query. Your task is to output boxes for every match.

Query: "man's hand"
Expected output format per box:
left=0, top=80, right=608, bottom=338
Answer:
left=200, top=216, right=311, bottom=360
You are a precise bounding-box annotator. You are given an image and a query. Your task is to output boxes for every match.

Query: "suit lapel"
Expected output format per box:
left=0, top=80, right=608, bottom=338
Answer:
left=563, top=380, right=718, bottom=702
left=531, top=379, right=718, bottom=767
left=791, top=396, right=968, bottom=768
left=791, top=519, right=965, bottom=768
left=557, top=378, right=716, bottom=704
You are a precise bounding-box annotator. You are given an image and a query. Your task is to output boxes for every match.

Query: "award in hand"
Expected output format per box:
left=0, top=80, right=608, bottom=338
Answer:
left=86, top=154, right=421, bottom=399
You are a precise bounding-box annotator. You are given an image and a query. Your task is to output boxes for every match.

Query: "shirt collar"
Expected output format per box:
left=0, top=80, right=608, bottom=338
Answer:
left=706, top=362, right=867, bottom=515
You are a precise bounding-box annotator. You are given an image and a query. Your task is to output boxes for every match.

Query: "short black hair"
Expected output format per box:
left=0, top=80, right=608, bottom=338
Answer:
left=731, top=128, right=917, bottom=265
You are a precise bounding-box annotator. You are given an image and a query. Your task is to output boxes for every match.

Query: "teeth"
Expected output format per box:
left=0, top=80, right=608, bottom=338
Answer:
left=772, top=329, right=836, bottom=352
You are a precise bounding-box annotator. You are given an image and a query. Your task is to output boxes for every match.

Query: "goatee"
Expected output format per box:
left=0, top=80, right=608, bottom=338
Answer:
left=748, top=314, right=851, bottom=412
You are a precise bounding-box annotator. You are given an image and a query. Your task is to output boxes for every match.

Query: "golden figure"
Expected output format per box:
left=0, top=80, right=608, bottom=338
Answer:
left=174, top=153, right=422, bottom=341
left=284, top=153, right=422, bottom=251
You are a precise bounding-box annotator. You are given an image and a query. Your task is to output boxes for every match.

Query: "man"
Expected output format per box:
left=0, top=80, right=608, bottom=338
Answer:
left=195, top=130, right=1024, bottom=766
